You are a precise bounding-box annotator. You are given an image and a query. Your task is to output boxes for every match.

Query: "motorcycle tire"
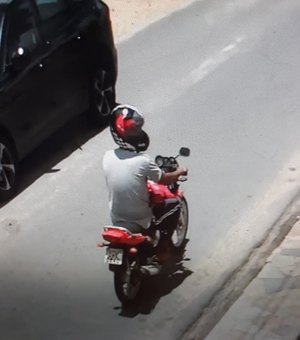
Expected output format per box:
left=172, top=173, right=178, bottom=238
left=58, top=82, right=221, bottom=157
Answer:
left=114, top=256, right=142, bottom=304
left=170, top=196, right=189, bottom=250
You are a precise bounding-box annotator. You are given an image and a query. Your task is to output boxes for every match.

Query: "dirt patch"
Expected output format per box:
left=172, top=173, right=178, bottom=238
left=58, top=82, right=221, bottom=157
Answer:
left=105, top=0, right=193, bottom=41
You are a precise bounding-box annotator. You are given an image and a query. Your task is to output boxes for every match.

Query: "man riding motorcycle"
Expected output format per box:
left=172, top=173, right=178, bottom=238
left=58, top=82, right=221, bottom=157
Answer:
left=102, top=104, right=187, bottom=259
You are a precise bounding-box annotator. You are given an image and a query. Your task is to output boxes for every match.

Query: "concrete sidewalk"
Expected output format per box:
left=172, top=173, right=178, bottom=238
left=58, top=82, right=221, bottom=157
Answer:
left=205, top=221, right=300, bottom=340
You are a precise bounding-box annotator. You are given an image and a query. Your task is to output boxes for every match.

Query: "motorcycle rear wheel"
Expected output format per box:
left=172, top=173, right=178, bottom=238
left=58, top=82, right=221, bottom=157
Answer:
left=170, top=196, right=189, bottom=250
left=114, top=256, right=142, bottom=304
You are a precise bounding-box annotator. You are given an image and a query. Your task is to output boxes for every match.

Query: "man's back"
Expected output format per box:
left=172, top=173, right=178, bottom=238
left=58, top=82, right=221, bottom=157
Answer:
left=102, top=148, right=162, bottom=229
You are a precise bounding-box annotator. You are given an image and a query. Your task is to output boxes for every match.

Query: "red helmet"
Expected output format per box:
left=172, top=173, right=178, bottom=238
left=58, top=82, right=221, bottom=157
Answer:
left=110, top=104, right=149, bottom=152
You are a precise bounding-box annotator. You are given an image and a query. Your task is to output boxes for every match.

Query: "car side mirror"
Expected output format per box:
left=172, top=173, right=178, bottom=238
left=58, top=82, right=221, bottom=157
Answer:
left=179, top=147, right=190, bottom=157
left=11, top=47, right=31, bottom=71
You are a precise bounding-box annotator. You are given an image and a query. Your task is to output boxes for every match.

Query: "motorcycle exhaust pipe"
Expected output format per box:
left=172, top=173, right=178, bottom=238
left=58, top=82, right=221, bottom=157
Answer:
left=140, top=264, right=162, bottom=276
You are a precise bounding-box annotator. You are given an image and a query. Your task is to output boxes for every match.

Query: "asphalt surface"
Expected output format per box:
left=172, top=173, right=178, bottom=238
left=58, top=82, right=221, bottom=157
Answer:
left=1, top=0, right=300, bottom=339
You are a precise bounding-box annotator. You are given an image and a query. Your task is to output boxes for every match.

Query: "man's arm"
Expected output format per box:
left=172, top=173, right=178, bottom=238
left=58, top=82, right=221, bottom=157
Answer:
left=159, top=165, right=187, bottom=185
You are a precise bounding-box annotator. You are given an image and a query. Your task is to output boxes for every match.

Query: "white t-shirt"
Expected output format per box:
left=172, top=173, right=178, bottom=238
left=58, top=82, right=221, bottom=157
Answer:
left=102, top=148, right=163, bottom=229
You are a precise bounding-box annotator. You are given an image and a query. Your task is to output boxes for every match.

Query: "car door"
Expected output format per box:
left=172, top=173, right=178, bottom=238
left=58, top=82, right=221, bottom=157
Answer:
left=0, top=0, right=55, bottom=158
left=32, top=0, right=90, bottom=127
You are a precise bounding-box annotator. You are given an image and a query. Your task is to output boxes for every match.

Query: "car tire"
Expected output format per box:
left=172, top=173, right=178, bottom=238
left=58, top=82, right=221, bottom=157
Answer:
left=89, top=66, right=116, bottom=127
left=0, top=136, right=18, bottom=202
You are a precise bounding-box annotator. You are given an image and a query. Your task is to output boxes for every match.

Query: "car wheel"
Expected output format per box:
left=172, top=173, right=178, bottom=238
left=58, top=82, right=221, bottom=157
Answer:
left=89, top=67, right=116, bottom=126
left=0, top=136, right=18, bottom=202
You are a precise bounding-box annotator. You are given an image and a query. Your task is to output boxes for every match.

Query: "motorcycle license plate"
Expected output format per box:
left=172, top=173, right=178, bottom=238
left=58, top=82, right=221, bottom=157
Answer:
left=105, top=248, right=124, bottom=265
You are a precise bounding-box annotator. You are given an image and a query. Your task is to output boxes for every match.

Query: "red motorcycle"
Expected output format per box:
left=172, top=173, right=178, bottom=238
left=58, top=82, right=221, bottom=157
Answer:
left=97, top=147, right=190, bottom=304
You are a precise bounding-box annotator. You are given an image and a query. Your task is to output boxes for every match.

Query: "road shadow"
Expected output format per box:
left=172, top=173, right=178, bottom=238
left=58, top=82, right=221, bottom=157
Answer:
left=116, top=242, right=193, bottom=317
left=0, top=113, right=106, bottom=208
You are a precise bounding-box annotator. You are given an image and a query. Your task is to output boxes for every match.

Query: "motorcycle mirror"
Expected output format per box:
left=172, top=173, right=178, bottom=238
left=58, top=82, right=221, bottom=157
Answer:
left=179, top=147, right=190, bottom=157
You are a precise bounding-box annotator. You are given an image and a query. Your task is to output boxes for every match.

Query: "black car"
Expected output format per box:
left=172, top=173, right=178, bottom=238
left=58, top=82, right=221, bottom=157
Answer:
left=0, top=0, right=117, bottom=201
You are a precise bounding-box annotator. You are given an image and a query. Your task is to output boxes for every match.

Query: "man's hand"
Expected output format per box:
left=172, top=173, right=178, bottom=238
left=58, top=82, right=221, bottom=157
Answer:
left=177, top=165, right=188, bottom=177
left=159, top=164, right=188, bottom=185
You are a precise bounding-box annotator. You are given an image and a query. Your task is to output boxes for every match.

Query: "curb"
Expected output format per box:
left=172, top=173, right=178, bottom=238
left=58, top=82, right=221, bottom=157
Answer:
left=182, top=193, right=300, bottom=340
left=205, top=219, right=300, bottom=340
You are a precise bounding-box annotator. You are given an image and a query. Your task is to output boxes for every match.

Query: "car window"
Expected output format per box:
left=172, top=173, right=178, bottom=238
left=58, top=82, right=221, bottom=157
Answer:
left=6, top=0, right=39, bottom=63
left=34, top=0, right=67, bottom=21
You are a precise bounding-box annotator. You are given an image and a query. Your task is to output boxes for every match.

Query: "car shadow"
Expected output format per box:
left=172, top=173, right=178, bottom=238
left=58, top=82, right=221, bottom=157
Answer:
left=0, top=113, right=105, bottom=208
left=116, top=241, right=193, bottom=317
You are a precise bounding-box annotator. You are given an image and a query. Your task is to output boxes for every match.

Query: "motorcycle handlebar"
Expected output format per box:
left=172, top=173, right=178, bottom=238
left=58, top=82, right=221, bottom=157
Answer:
left=155, top=148, right=190, bottom=175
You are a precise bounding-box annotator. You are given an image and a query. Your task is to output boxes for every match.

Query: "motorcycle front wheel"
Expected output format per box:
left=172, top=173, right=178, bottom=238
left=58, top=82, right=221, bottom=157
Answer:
left=170, top=196, right=189, bottom=250
left=114, top=256, right=142, bottom=304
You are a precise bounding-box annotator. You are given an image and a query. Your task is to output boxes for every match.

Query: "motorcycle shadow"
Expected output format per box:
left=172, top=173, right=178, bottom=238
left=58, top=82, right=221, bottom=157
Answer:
left=117, top=241, right=193, bottom=317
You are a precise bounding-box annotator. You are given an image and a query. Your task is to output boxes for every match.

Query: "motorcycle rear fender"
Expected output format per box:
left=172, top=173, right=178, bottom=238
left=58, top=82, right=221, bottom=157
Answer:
left=109, top=263, right=123, bottom=272
left=102, top=226, right=146, bottom=245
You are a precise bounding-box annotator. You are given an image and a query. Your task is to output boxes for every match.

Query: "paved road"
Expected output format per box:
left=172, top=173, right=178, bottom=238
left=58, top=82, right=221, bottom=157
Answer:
left=1, top=0, right=300, bottom=339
